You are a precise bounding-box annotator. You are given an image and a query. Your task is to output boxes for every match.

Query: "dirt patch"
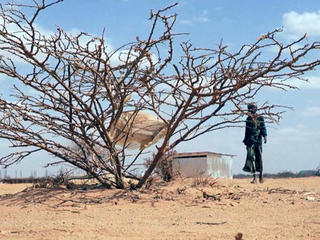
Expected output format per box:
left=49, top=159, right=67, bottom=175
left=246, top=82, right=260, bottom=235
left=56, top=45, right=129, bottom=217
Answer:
left=0, top=177, right=319, bottom=239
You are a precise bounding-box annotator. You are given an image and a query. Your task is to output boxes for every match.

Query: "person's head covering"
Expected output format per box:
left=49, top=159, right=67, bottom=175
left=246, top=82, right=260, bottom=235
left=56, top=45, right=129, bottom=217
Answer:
left=247, top=103, right=257, bottom=114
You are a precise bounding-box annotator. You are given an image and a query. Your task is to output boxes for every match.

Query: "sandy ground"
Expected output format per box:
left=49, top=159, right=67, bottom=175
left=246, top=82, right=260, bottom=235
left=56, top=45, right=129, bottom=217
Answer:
left=0, top=176, right=319, bottom=240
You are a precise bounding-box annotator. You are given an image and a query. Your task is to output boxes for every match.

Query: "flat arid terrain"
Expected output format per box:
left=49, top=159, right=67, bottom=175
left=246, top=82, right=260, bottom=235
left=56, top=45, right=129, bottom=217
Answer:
left=0, top=176, right=319, bottom=240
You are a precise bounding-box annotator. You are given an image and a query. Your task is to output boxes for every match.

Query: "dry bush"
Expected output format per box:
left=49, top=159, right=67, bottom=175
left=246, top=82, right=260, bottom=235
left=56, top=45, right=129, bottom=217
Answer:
left=191, top=172, right=218, bottom=188
left=1, top=1, right=320, bottom=189
left=144, top=149, right=179, bottom=182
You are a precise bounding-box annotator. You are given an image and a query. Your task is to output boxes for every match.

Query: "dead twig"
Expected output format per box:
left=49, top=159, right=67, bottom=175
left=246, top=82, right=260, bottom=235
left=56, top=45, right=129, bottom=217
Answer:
left=196, top=221, right=227, bottom=226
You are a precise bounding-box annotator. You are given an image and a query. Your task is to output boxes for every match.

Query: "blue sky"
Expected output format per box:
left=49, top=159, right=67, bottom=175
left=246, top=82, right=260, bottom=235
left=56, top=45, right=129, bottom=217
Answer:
left=1, top=0, right=320, bottom=177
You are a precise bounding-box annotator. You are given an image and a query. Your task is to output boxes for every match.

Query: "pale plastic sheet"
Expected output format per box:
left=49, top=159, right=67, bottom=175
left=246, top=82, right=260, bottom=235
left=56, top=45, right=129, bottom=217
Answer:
left=109, top=111, right=167, bottom=150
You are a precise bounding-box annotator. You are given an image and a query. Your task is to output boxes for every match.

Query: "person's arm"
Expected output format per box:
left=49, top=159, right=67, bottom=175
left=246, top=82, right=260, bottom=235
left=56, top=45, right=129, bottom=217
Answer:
left=259, top=116, right=267, bottom=143
left=243, top=117, right=251, bottom=145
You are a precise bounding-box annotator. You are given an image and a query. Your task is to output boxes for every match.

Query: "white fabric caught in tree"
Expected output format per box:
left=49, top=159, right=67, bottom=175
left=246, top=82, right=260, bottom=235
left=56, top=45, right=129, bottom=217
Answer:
left=109, top=111, right=167, bottom=150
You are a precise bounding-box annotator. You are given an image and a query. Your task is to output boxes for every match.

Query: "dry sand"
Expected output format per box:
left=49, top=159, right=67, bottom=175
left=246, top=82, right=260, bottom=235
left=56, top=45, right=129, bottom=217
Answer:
left=0, top=176, right=319, bottom=240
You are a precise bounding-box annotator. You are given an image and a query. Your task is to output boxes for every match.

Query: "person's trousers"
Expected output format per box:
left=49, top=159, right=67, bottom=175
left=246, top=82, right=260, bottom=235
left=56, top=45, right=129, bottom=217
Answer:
left=243, top=144, right=263, bottom=173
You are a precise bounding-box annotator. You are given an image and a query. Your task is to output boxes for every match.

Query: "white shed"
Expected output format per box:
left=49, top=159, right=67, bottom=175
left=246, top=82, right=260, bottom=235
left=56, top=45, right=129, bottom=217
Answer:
left=172, top=151, right=234, bottom=179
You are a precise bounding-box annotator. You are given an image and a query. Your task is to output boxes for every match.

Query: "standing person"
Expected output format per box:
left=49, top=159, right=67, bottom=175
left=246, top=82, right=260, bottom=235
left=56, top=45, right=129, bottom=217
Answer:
left=242, top=103, right=267, bottom=183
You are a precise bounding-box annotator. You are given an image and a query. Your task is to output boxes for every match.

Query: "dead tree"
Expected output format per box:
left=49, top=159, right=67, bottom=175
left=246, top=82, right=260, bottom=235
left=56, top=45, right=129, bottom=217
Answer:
left=0, top=1, right=319, bottom=189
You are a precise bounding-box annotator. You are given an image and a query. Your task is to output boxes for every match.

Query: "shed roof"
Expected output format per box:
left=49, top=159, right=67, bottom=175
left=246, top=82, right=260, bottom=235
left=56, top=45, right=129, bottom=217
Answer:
left=172, top=151, right=235, bottom=159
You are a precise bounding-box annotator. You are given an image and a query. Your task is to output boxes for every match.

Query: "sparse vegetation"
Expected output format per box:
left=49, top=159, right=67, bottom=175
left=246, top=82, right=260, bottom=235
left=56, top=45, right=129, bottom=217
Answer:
left=191, top=172, right=218, bottom=188
left=144, top=149, right=178, bottom=182
left=234, top=170, right=320, bottom=179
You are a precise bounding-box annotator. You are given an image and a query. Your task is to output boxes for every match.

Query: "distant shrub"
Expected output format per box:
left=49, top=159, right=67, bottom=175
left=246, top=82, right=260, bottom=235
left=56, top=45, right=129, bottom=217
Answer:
left=234, top=170, right=320, bottom=179
left=276, top=171, right=296, bottom=178
left=297, top=170, right=319, bottom=177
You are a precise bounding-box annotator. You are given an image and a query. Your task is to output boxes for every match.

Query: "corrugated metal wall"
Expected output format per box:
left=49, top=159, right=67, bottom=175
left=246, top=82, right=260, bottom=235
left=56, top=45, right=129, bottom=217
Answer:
left=172, top=156, right=207, bottom=177
left=206, top=154, right=233, bottom=179
left=172, top=153, right=233, bottom=179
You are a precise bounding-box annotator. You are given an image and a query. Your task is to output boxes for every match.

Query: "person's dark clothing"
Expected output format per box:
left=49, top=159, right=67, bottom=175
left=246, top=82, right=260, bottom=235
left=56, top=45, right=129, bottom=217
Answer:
left=243, top=115, right=267, bottom=147
left=242, top=115, right=267, bottom=173
left=243, top=144, right=263, bottom=173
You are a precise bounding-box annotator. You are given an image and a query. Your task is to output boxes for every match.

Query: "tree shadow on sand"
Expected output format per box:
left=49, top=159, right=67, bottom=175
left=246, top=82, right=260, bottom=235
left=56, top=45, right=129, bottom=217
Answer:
left=0, top=183, right=136, bottom=209
left=0, top=177, right=253, bottom=210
